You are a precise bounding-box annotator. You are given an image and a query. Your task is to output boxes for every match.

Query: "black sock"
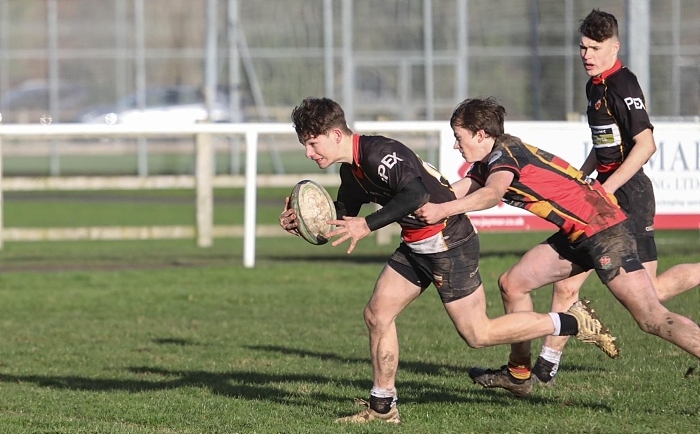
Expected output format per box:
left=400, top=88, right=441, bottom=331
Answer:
left=369, top=396, right=394, bottom=414
left=532, top=356, right=557, bottom=383
left=558, top=313, right=578, bottom=336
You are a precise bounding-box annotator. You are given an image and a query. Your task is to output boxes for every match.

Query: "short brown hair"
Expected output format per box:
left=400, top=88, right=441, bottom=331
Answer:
left=291, top=97, right=352, bottom=142
left=579, top=9, right=619, bottom=42
left=450, top=97, right=506, bottom=138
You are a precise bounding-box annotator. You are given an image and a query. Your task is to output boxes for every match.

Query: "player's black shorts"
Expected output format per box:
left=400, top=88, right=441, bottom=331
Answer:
left=546, top=221, right=644, bottom=285
left=608, top=170, right=657, bottom=262
left=387, top=233, right=482, bottom=304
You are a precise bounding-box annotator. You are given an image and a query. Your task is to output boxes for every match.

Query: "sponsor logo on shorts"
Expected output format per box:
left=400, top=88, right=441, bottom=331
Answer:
left=598, top=255, right=612, bottom=269
left=433, top=274, right=443, bottom=289
left=645, top=225, right=654, bottom=232
left=469, top=266, right=479, bottom=278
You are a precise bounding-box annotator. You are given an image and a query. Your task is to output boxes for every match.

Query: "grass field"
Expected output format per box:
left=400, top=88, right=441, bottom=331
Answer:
left=0, top=190, right=697, bottom=433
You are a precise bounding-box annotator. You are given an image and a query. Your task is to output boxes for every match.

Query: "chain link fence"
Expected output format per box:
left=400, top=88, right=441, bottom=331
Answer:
left=0, top=0, right=698, bottom=175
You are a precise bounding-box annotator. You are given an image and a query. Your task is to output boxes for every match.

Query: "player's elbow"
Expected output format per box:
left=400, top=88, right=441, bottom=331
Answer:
left=405, top=177, right=431, bottom=209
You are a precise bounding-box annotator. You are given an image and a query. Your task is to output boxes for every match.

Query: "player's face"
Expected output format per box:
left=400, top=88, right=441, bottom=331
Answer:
left=452, top=126, right=488, bottom=163
left=579, top=35, right=619, bottom=77
left=302, top=132, right=338, bottom=169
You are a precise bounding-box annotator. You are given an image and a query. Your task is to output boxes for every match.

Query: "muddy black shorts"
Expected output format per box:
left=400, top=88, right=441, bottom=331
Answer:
left=387, top=233, right=482, bottom=304
left=546, top=221, right=644, bottom=285
left=606, top=170, right=658, bottom=262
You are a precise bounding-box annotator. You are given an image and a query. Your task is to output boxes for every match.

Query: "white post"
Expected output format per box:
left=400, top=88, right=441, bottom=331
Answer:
left=0, top=132, right=4, bottom=250
left=243, top=130, right=258, bottom=268
left=196, top=133, right=213, bottom=247
left=627, top=0, right=651, bottom=104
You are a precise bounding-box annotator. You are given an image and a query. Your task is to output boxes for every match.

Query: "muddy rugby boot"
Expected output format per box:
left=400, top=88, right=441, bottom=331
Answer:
left=468, top=365, right=534, bottom=397
left=334, top=398, right=401, bottom=424
left=568, top=299, right=619, bottom=358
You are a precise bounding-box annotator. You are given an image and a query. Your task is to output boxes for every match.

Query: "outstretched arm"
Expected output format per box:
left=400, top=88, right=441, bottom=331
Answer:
left=415, top=171, right=514, bottom=224
left=451, top=177, right=481, bottom=198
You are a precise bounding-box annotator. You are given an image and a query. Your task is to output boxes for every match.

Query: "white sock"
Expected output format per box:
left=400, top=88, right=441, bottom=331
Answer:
left=371, top=387, right=397, bottom=398
left=548, top=312, right=562, bottom=336
left=540, top=346, right=563, bottom=365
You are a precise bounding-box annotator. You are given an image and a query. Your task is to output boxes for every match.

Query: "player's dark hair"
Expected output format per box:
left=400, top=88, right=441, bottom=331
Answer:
left=579, top=9, right=618, bottom=42
left=291, top=97, right=352, bottom=142
left=450, top=97, right=505, bottom=138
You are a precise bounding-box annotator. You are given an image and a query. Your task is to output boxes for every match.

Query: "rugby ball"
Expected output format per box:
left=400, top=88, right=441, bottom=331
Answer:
left=289, top=180, right=336, bottom=245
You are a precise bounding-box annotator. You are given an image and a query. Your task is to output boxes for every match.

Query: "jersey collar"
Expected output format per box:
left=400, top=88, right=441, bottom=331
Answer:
left=351, top=134, right=364, bottom=178
left=592, top=59, right=623, bottom=85
left=352, top=134, right=361, bottom=165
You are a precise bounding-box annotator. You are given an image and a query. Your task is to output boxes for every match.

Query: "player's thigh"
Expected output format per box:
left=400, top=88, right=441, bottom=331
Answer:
left=606, top=268, right=664, bottom=321
left=442, top=283, right=489, bottom=340
left=505, top=242, right=581, bottom=291
left=368, top=263, right=423, bottom=318
left=642, top=259, right=659, bottom=286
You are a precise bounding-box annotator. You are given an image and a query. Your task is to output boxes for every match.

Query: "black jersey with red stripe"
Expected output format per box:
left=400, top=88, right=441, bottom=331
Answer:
left=466, top=134, right=627, bottom=242
left=586, top=59, right=654, bottom=175
left=337, top=134, right=475, bottom=248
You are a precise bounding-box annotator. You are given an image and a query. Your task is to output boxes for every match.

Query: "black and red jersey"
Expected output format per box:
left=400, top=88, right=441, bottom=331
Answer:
left=337, top=134, right=475, bottom=252
left=586, top=59, right=654, bottom=175
left=466, top=134, right=627, bottom=242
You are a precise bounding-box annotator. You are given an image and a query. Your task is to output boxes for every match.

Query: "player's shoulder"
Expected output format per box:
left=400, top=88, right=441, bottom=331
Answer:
left=360, top=134, right=414, bottom=162
left=495, top=133, right=525, bottom=151
left=606, top=67, right=644, bottom=96
left=360, top=134, right=407, bottom=151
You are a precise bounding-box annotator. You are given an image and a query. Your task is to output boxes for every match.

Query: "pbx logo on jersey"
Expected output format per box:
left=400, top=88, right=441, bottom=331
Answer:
left=624, top=97, right=645, bottom=110
left=378, top=152, right=403, bottom=182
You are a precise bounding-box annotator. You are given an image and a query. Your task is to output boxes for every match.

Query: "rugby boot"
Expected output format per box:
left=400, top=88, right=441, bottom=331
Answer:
left=567, top=299, right=619, bottom=358
left=334, top=398, right=401, bottom=424
left=468, top=365, right=534, bottom=398
left=531, top=356, right=558, bottom=387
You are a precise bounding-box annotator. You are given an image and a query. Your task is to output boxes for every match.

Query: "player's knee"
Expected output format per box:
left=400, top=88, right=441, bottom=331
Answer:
left=465, top=335, right=490, bottom=349
left=631, top=311, right=667, bottom=336
left=498, top=272, right=521, bottom=300
left=363, top=305, right=391, bottom=331
left=456, top=330, right=488, bottom=349
left=636, top=319, right=662, bottom=336
left=363, top=305, right=377, bottom=329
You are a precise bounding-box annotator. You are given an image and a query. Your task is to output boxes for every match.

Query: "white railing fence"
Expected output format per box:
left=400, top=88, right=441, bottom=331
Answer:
left=0, top=122, right=450, bottom=268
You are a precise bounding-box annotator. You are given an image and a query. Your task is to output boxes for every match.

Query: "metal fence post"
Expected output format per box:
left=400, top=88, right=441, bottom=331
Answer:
left=0, top=132, right=4, bottom=250
left=243, top=130, right=258, bottom=268
left=196, top=132, right=214, bottom=247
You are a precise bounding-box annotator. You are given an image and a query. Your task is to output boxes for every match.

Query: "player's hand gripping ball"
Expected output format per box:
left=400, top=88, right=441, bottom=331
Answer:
left=289, top=180, right=336, bottom=245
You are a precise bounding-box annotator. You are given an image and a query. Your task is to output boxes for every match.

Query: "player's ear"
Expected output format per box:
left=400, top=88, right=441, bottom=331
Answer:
left=331, top=127, right=343, bottom=144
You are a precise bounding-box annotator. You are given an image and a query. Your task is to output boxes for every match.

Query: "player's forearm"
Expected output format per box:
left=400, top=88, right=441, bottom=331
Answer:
left=365, top=177, right=429, bottom=231
left=580, top=149, right=598, bottom=177
left=446, top=187, right=501, bottom=215
left=603, top=129, right=656, bottom=193
left=451, top=177, right=474, bottom=198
